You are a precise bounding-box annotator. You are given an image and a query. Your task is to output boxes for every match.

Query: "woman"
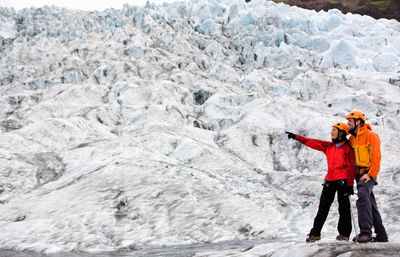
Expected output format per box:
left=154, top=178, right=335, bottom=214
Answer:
left=286, top=122, right=356, bottom=242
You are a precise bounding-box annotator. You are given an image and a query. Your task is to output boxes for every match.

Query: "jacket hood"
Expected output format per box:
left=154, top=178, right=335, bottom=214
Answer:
left=357, top=123, right=372, bottom=135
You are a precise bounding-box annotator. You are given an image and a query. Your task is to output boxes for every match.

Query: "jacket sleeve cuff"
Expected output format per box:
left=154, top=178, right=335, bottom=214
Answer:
left=368, top=172, right=377, bottom=180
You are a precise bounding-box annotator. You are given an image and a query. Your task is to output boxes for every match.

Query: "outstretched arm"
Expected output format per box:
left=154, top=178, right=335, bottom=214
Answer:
left=292, top=134, right=330, bottom=153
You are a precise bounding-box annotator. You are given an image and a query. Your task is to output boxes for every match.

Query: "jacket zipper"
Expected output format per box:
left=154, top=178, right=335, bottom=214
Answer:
left=355, top=131, right=361, bottom=164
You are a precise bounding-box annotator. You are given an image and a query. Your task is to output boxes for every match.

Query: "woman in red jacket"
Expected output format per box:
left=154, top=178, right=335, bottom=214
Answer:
left=286, top=122, right=356, bottom=242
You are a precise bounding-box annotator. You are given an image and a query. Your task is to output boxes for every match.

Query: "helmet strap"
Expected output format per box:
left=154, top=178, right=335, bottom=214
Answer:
left=349, top=118, right=358, bottom=136
left=333, top=130, right=346, bottom=143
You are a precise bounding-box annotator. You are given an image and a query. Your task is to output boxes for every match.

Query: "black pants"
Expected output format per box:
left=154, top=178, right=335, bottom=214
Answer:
left=309, top=180, right=352, bottom=237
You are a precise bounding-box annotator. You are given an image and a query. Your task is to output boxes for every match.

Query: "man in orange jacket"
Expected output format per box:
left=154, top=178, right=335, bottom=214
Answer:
left=346, top=110, right=388, bottom=243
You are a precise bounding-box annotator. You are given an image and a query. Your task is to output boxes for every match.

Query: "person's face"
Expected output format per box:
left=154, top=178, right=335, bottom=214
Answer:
left=347, top=118, right=356, bottom=130
left=331, top=127, right=339, bottom=140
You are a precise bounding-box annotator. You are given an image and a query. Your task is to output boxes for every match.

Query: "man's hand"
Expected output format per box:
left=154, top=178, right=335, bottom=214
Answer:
left=286, top=131, right=295, bottom=140
left=360, top=174, right=371, bottom=183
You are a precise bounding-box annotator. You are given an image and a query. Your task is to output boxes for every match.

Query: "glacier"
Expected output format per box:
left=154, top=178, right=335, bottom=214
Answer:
left=0, top=0, right=400, bottom=255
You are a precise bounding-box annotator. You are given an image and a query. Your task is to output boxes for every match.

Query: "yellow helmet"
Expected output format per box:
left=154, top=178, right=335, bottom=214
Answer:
left=332, top=122, right=349, bottom=135
left=346, top=110, right=366, bottom=121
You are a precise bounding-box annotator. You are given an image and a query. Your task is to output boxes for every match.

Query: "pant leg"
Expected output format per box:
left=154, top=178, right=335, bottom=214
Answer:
left=310, top=182, right=336, bottom=236
left=356, top=179, right=374, bottom=235
left=337, top=185, right=352, bottom=237
left=370, top=191, right=388, bottom=241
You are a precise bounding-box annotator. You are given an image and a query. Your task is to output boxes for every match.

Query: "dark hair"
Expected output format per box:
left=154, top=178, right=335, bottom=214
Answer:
left=357, top=119, right=365, bottom=126
left=337, top=130, right=347, bottom=141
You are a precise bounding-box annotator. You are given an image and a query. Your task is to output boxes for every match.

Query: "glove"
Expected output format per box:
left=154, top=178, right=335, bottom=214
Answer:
left=345, top=187, right=354, bottom=196
left=286, top=131, right=296, bottom=140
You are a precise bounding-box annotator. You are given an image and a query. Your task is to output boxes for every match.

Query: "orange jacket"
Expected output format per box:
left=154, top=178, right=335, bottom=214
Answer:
left=348, top=123, right=381, bottom=179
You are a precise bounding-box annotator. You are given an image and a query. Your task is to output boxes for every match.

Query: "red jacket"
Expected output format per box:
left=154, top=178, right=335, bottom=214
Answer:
left=295, top=135, right=356, bottom=187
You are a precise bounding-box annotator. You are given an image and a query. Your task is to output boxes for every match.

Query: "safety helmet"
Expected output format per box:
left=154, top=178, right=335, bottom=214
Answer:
left=332, top=122, right=349, bottom=135
left=346, top=110, right=366, bottom=121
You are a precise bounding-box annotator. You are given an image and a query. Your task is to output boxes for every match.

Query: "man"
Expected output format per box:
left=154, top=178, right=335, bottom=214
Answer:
left=286, top=122, right=356, bottom=242
left=346, top=110, right=388, bottom=243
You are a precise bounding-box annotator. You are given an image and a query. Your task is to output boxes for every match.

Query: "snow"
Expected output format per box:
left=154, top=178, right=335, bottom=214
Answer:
left=0, top=0, right=400, bottom=255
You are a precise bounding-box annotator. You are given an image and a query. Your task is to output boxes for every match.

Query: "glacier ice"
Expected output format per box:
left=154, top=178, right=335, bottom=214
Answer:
left=0, top=0, right=400, bottom=254
left=373, top=53, right=400, bottom=72
left=320, top=40, right=357, bottom=69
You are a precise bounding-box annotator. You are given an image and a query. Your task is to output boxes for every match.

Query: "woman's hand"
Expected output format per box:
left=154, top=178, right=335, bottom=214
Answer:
left=286, top=132, right=295, bottom=140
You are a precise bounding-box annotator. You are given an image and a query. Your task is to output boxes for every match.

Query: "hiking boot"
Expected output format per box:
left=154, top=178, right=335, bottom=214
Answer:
left=373, top=236, right=389, bottom=243
left=306, top=234, right=321, bottom=242
left=336, top=235, right=349, bottom=241
left=353, top=234, right=372, bottom=243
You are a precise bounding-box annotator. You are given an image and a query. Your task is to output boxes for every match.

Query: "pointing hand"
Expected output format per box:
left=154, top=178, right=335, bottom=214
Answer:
left=285, top=131, right=295, bottom=140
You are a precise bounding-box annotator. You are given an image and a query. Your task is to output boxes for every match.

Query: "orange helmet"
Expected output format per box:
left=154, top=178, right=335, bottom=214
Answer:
left=332, top=122, right=349, bottom=135
left=346, top=110, right=366, bottom=121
